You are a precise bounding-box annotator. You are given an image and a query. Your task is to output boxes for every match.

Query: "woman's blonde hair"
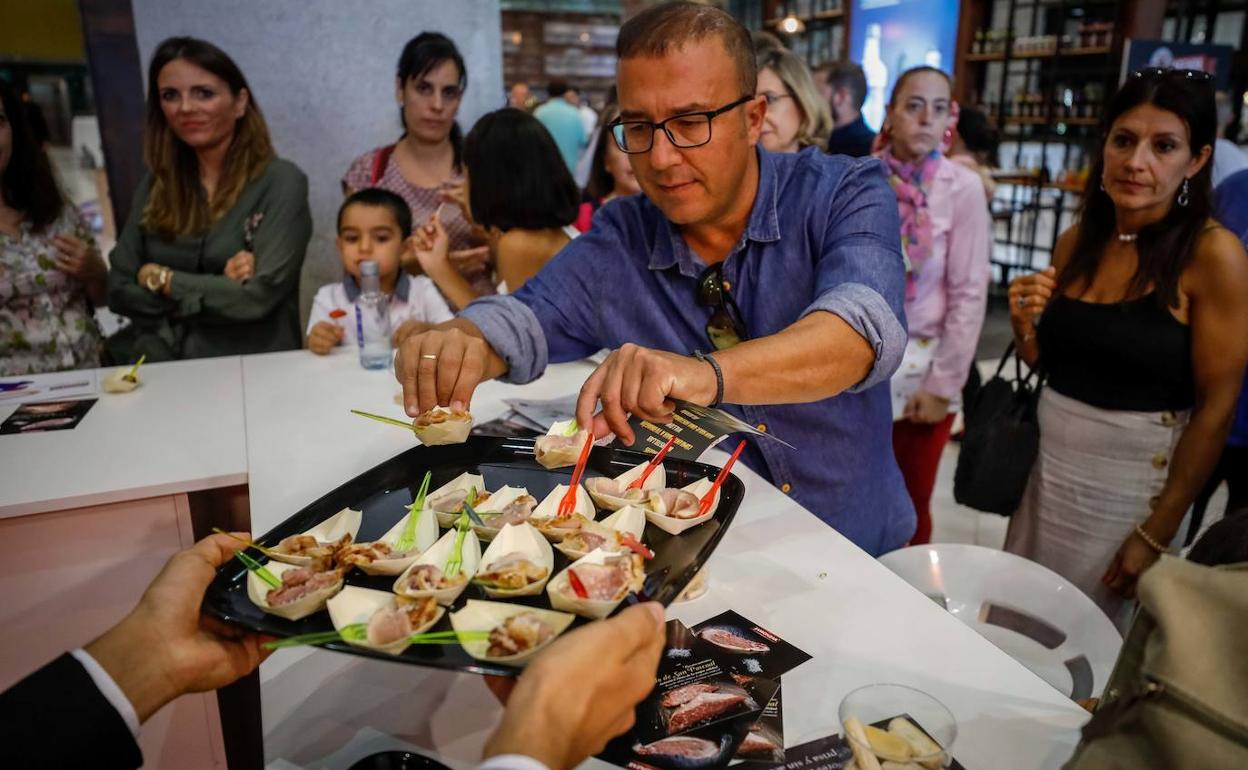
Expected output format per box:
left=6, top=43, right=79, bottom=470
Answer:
left=756, top=48, right=833, bottom=149
left=141, top=37, right=274, bottom=238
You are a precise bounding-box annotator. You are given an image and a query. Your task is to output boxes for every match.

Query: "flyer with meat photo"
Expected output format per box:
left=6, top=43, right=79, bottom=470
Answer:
left=691, top=610, right=812, bottom=680
left=599, top=620, right=780, bottom=770
left=0, top=398, right=96, bottom=434
left=733, top=686, right=783, bottom=764
left=638, top=620, right=780, bottom=744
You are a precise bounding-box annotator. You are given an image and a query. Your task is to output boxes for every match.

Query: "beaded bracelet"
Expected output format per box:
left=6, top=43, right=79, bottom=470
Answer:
left=1134, top=523, right=1167, bottom=554
left=693, top=350, right=724, bottom=409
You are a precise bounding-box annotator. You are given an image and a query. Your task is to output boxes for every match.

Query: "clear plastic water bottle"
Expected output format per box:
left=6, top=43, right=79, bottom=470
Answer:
left=355, top=260, right=391, bottom=370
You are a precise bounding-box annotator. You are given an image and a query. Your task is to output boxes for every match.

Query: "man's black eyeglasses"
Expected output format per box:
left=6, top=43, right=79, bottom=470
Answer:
left=609, top=95, right=755, bottom=154
left=697, top=263, right=748, bottom=351
left=1130, top=67, right=1215, bottom=83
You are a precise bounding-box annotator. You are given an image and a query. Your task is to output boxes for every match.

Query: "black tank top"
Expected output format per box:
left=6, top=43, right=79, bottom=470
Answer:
left=1037, top=293, right=1194, bottom=412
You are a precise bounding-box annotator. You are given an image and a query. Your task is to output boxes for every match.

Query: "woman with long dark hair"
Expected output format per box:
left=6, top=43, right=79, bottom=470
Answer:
left=574, top=102, right=642, bottom=232
left=1006, top=68, right=1248, bottom=627
left=342, top=32, right=490, bottom=311
left=404, top=108, right=579, bottom=316
left=0, top=79, right=106, bottom=374
left=107, top=36, right=311, bottom=361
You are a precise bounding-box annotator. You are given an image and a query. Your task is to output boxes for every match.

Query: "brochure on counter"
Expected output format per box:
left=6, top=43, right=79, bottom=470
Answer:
left=0, top=398, right=97, bottom=434
left=601, top=613, right=811, bottom=770
left=471, top=395, right=793, bottom=464
left=0, top=371, right=97, bottom=405
left=621, top=401, right=792, bottom=462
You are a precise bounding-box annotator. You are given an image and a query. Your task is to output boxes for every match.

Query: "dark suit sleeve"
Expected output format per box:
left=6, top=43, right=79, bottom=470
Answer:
left=0, top=653, right=142, bottom=770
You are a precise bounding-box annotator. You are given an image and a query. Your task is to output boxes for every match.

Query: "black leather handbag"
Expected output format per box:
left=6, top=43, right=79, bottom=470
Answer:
left=954, top=343, right=1044, bottom=516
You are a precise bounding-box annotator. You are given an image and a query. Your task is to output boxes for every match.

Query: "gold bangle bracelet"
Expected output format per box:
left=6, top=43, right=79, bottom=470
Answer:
left=1134, top=523, right=1167, bottom=554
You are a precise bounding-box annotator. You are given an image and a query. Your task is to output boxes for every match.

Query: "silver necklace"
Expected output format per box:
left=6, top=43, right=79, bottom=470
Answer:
left=1117, top=232, right=1138, bottom=243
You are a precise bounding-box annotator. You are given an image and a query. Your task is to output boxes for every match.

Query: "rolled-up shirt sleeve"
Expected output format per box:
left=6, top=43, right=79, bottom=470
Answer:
left=803, top=157, right=908, bottom=392
left=459, top=295, right=550, bottom=384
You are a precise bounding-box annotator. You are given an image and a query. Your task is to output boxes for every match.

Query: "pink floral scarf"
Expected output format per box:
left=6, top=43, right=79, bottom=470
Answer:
left=881, top=148, right=941, bottom=300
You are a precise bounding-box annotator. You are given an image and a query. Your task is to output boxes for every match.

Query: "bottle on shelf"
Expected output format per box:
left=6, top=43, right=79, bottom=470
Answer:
left=355, top=260, right=392, bottom=370
left=861, top=23, right=888, bottom=131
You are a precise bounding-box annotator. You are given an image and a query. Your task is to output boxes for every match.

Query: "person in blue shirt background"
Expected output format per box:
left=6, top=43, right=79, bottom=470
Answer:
left=534, top=81, right=589, bottom=174
left=396, top=1, right=914, bottom=556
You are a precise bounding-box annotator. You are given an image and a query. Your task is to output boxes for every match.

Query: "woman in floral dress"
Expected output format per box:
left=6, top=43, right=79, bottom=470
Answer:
left=1, top=79, right=105, bottom=375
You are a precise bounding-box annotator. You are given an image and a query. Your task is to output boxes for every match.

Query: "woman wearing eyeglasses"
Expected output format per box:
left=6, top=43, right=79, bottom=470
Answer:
left=754, top=48, right=832, bottom=154
left=1006, top=68, right=1248, bottom=627
left=342, top=32, right=492, bottom=309
left=878, top=67, right=991, bottom=546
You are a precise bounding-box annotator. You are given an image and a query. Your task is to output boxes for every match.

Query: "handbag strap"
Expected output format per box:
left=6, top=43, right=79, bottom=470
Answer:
left=992, top=340, right=1047, bottom=391
left=370, top=144, right=396, bottom=185
left=993, top=341, right=1017, bottom=380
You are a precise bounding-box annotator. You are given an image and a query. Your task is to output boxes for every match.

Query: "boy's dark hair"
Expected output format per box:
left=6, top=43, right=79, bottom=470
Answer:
left=464, top=108, right=579, bottom=231
left=547, top=80, right=570, bottom=98
left=337, top=188, right=413, bottom=238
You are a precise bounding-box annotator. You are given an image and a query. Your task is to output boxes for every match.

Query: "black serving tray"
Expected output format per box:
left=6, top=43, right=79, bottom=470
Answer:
left=203, top=435, right=744, bottom=676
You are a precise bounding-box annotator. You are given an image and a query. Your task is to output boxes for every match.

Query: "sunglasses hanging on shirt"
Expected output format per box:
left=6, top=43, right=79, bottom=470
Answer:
left=696, top=263, right=748, bottom=351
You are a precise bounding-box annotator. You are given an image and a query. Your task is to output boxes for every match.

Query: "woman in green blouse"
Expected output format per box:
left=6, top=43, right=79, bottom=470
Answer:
left=108, top=37, right=311, bottom=361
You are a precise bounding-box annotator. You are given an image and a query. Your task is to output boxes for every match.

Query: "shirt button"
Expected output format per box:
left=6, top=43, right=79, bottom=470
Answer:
left=756, top=423, right=767, bottom=433
left=722, top=280, right=732, bottom=291
left=780, top=483, right=792, bottom=494
left=1152, top=454, right=1168, bottom=470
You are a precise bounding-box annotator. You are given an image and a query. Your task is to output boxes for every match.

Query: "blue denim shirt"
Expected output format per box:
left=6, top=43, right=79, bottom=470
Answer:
left=462, top=147, right=916, bottom=554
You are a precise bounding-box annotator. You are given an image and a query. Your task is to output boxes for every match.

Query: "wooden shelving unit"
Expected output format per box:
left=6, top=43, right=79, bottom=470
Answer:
left=760, top=0, right=850, bottom=67
left=957, top=0, right=1127, bottom=288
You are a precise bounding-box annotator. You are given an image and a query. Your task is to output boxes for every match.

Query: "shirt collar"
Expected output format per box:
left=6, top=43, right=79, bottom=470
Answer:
left=343, top=270, right=410, bottom=302
left=648, top=146, right=781, bottom=278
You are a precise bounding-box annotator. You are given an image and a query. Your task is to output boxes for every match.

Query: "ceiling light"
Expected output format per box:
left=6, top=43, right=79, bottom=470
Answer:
left=780, top=15, right=805, bottom=35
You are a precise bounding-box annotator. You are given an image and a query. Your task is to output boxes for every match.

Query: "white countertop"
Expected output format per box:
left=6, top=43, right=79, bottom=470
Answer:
left=0, top=356, right=248, bottom=518
left=244, top=348, right=1089, bottom=770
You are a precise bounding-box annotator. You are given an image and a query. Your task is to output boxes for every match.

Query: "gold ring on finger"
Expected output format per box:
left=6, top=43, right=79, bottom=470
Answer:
left=421, top=354, right=437, bottom=361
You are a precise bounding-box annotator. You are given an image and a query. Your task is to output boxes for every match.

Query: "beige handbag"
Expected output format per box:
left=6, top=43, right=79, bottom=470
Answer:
left=1063, top=556, right=1248, bottom=769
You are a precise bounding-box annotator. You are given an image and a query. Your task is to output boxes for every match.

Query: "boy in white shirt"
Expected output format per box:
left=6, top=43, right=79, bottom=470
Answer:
left=306, top=189, right=453, bottom=354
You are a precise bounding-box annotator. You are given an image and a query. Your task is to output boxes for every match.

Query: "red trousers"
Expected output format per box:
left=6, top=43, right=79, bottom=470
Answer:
left=892, top=414, right=957, bottom=545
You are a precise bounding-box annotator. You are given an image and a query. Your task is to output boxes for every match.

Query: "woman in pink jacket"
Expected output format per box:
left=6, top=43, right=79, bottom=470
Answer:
left=878, top=67, right=992, bottom=544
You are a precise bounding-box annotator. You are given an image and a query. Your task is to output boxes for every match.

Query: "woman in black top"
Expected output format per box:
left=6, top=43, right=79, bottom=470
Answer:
left=1006, top=69, right=1248, bottom=627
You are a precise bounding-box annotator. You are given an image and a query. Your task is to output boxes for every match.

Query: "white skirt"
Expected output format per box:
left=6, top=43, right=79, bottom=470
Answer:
left=1004, top=388, right=1189, bottom=630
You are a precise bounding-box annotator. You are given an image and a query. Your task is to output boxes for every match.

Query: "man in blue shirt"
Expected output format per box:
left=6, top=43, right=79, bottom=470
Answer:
left=396, top=1, right=915, bottom=555
left=534, top=81, right=589, bottom=173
